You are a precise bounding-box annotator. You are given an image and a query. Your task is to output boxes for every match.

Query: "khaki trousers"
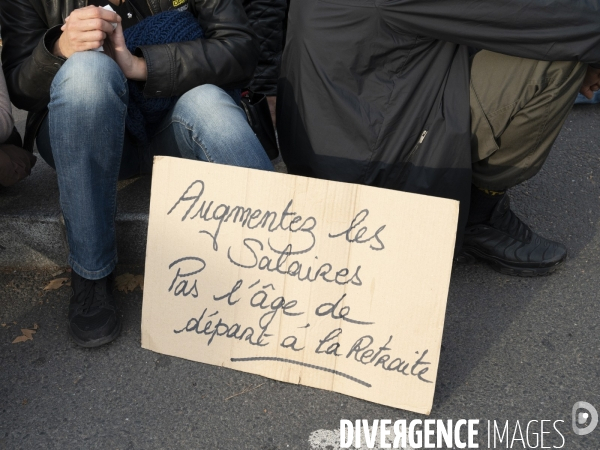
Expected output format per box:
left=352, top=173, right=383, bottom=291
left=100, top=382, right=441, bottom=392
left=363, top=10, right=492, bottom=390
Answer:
left=470, top=50, right=587, bottom=191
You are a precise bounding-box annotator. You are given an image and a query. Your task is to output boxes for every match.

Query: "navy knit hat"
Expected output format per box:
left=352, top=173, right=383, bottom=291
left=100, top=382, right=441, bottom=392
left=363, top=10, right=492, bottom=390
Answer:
left=124, top=11, right=204, bottom=143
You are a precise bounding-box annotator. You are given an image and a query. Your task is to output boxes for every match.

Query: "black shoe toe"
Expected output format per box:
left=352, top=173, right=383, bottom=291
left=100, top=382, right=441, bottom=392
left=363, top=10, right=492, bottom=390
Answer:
left=461, top=196, right=567, bottom=276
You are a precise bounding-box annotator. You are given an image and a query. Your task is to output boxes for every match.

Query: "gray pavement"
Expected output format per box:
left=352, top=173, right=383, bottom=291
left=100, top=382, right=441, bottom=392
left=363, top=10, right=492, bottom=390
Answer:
left=1, top=106, right=600, bottom=449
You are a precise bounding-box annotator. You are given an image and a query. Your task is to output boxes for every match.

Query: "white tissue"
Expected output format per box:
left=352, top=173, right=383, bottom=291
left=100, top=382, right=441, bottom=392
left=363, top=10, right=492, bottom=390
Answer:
left=93, top=4, right=118, bottom=52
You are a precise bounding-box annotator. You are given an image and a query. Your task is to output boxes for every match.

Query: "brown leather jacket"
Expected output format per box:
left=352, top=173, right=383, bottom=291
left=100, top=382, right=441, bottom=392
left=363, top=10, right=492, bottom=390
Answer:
left=0, top=0, right=258, bottom=150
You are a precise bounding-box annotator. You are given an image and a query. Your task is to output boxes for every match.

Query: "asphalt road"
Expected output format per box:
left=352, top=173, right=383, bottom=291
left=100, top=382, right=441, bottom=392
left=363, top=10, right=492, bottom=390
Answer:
left=1, top=106, right=599, bottom=450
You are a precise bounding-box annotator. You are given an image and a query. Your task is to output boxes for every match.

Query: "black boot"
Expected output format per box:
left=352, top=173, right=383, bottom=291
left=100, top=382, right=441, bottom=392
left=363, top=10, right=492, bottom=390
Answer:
left=461, top=194, right=567, bottom=276
left=68, top=272, right=121, bottom=347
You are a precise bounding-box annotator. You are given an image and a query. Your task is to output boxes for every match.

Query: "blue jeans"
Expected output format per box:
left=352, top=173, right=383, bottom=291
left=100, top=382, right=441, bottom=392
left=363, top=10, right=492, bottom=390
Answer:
left=575, top=91, right=600, bottom=104
left=37, top=51, right=273, bottom=280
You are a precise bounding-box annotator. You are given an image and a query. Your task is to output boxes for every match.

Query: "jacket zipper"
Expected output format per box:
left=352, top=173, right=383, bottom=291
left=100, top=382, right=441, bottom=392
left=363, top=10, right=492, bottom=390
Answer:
left=146, top=0, right=156, bottom=15
left=406, top=129, right=428, bottom=161
left=125, top=0, right=146, bottom=21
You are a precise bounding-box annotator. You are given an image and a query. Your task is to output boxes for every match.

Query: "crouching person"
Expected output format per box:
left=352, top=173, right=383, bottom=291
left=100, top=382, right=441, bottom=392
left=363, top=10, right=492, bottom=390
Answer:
left=0, top=0, right=273, bottom=347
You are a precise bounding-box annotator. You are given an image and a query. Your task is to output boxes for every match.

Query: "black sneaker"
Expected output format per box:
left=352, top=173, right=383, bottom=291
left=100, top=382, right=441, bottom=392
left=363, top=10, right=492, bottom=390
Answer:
left=68, top=272, right=121, bottom=347
left=460, top=195, right=567, bottom=276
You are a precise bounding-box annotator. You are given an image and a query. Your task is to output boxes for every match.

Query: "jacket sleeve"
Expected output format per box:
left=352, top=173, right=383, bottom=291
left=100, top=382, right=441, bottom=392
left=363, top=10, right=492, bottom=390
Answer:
left=0, top=0, right=66, bottom=112
left=137, top=0, right=259, bottom=98
left=380, top=0, right=600, bottom=67
left=243, top=0, right=287, bottom=96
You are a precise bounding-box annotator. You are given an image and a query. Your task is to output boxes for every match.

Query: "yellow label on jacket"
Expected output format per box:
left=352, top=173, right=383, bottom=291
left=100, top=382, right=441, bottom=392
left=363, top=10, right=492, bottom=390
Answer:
left=173, top=0, right=186, bottom=7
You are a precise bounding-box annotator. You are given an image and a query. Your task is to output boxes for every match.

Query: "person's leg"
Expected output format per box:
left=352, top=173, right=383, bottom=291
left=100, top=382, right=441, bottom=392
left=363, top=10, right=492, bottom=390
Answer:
left=47, top=51, right=133, bottom=278
left=148, top=84, right=274, bottom=170
left=463, top=50, right=586, bottom=275
left=470, top=51, right=586, bottom=190
left=41, top=51, right=133, bottom=346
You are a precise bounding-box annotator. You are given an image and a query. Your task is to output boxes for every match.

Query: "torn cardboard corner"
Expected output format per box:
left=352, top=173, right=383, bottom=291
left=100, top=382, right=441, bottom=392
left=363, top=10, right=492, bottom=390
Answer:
left=141, top=156, right=459, bottom=415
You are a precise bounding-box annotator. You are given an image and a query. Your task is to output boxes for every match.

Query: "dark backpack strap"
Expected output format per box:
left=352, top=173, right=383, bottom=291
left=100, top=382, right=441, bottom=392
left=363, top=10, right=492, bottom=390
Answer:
left=187, top=0, right=197, bottom=16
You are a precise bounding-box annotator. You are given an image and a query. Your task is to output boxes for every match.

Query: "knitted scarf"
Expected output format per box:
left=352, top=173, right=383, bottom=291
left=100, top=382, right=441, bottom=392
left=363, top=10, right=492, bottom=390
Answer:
left=124, top=10, right=204, bottom=143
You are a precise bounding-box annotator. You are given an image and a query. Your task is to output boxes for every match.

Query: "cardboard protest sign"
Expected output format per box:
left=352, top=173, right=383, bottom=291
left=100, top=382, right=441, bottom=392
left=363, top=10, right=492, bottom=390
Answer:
left=142, top=156, right=459, bottom=414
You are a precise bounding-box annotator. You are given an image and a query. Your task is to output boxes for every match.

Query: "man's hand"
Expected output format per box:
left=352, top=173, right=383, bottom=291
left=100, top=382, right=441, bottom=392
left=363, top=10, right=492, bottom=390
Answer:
left=54, top=6, right=120, bottom=59
left=580, top=65, right=600, bottom=99
left=105, top=22, right=147, bottom=81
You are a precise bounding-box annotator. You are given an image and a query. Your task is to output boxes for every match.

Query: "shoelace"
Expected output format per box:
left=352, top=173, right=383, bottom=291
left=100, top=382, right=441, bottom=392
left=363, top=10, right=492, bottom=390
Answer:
left=492, top=207, right=532, bottom=243
left=73, top=279, right=110, bottom=315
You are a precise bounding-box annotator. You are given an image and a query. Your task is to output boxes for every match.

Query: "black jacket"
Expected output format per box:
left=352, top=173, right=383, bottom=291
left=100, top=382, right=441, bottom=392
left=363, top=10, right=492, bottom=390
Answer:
left=0, top=0, right=258, bottom=150
left=243, top=0, right=286, bottom=96
left=278, top=0, right=600, bottom=249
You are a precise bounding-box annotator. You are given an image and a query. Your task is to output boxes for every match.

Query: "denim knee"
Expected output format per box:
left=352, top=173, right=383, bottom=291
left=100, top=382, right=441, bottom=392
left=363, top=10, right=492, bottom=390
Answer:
left=170, top=84, right=246, bottom=129
left=47, top=52, right=129, bottom=161
left=50, top=52, right=128, bottom=110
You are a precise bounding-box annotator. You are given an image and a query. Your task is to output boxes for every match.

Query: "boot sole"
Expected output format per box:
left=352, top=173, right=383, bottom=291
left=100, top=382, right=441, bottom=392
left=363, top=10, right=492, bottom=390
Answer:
left=458, top=248, right=565, bottom=277
left=69, top=317, right=122, bottom=348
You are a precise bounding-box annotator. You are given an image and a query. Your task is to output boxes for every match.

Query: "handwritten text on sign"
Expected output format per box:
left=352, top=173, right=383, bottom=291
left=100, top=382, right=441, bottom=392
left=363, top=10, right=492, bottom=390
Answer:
left=142, top=156, right=458, bottom=414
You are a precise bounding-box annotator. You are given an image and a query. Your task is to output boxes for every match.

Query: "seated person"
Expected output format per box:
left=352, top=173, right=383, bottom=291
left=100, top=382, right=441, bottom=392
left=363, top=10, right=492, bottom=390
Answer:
left=0, top=0, right=273, bottom=347
left=0, top=63, right=36, bottom=187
